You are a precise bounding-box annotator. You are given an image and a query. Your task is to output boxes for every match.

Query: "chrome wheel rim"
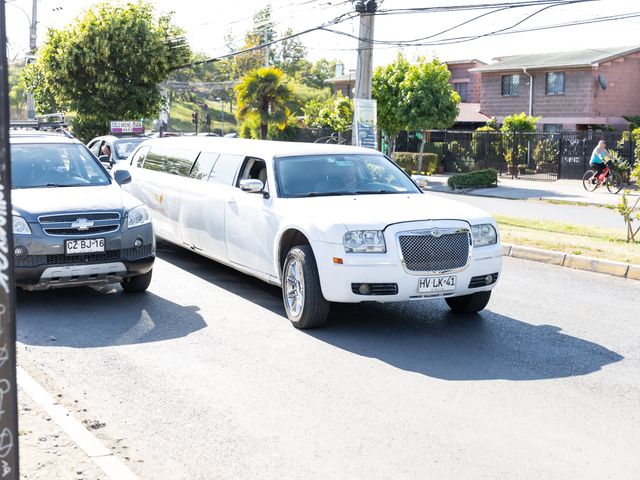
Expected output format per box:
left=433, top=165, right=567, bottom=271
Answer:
left=285, top=259, right=305, bottom=317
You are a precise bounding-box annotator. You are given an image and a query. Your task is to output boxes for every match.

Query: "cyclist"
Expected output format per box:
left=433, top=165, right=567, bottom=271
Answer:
left=589, top=140, right=609, bottom=183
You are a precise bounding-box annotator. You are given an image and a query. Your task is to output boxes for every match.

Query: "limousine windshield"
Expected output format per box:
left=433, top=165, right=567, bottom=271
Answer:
left=11, top=143, right=111, bottom=189
left=275, top=154, right=420, bottom=198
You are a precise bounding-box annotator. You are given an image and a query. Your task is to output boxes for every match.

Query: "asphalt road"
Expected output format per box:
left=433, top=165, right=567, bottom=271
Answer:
left=429, top=191, right=625, bottom=230
left=17, top=242, right=640, bottom=479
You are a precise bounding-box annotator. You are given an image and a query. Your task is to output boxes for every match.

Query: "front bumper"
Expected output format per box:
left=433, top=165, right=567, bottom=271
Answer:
left=13, top=222, right=155, bottom=290
left=311, top=221, right=502, bottom=303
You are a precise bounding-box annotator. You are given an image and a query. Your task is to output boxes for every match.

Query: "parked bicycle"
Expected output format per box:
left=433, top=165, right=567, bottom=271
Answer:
left=582, top=160, right=623, bottom=193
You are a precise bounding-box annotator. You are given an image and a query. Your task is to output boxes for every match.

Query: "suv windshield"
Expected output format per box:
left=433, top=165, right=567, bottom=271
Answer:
left=11, top=143, right=111, bottom=189
left=275, top=154, right=421, bottom=198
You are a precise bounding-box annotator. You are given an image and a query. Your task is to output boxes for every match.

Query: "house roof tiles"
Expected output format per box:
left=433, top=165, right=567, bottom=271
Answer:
left=470, top=46, right=640, bottom=72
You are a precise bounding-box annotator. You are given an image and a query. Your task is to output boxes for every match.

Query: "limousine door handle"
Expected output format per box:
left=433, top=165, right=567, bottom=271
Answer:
left=228, top=198, right=237, bottom=206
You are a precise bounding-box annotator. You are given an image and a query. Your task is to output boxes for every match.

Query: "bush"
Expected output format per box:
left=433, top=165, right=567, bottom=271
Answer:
left=447, top=168, right=497, bottom=190
left=392, top=152, right=439, bottom=174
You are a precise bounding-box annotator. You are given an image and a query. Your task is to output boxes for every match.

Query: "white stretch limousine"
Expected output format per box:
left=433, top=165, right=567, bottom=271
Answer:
left=115, top=137, right=502, bottom=328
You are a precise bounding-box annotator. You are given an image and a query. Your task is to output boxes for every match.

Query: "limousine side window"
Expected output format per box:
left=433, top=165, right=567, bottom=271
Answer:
left=130, top=145, right=150, bottom=168
left=142, top=146, right=198, bottom=177
left=208, top=153, right=244, bottom=185
left=237, top=157, right=267, bottom=190
left=189, top=151, right=220, bottom=181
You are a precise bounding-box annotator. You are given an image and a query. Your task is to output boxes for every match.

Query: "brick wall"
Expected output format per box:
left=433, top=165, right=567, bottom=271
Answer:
left=593, top=54, right=640, bottom=117
left=448, top=64, right=482, bottom=103
left=479, top=52, right=640, bottom=128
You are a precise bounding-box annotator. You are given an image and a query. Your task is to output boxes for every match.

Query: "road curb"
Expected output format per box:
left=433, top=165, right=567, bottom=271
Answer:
left=502, top=243, right=639, bottom=280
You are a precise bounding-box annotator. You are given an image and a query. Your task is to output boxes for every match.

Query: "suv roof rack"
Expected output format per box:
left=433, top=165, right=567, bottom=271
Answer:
left=10, top=113, right=74, bottom=138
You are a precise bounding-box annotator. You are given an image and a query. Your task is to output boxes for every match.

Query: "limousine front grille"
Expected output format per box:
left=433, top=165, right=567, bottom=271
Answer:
left=398, top=230, right=470, bottom=272
left=14, top=245, right=154, bottom=267
left=39, top=211, right=122, bottom=236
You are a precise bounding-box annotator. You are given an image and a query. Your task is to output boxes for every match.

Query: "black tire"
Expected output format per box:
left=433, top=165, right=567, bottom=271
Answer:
left=121, top=269, right=152, bottom=293
left=582, top=170, right=598, bottom=191
left=282, top=245, right=330, bottom=329
left=445, top=291, right=491, bottom=314
left=606, top=171, right=623, bottom=194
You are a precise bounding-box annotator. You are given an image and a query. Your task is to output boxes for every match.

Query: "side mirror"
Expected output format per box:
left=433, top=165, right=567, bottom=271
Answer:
left=239, top=178, right=264, bottom=193
left=114, top=169, right=132, bottom=185
left=98, top=155, right=112, bottom=169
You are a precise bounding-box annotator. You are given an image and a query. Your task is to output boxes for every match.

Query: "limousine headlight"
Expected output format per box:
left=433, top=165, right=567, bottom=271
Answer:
left=13, top=216, right=31, bottom=235
left=343, top=230, right=386, bottom=253
left=471, top=223, right=497, bottom=247
left=127, top=205, right=151, bottom=228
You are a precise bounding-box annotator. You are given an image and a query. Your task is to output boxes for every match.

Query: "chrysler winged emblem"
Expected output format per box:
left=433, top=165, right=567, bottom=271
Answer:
left=71, top=218, right=95, bottom=231
left=430, top=229, right=442, bottom=238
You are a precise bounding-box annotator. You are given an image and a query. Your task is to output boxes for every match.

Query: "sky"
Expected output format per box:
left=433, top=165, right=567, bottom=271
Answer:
left=4, top=0, right=640, bottom=72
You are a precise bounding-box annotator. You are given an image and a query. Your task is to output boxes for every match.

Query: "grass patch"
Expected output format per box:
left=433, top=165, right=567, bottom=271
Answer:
left=541, top=199, right=618, bottom=210
left=495, top=214, right=640, bottom=265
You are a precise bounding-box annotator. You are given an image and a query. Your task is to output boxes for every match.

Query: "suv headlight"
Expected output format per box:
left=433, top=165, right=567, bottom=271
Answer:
left=471, top=223, right=497, bottom=247
left=127, top=205, right=151, bottom=228
left=13, top=216, right=31, bottom=235
left=343, top=230, right=386, bottom=253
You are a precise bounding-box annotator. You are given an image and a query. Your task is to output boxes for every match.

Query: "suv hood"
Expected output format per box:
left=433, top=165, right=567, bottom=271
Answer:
left=12, top=185, right=141, bottom=221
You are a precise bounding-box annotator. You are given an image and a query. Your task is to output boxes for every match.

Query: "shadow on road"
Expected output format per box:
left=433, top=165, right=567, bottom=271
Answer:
left=308, top=301, right=624, bottom=382
left=17, top=286, right=206, bottom=348
left=155, top=240, right=285, bottom=316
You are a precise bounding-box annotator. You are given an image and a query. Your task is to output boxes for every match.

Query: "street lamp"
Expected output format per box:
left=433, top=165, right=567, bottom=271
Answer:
left=216, top=97, right=225, bottom=135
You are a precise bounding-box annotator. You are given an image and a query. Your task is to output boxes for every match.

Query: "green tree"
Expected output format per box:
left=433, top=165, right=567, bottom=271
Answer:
left=301, top=58, right=338, bottom=89
left=235, top=66, right=293, bottom=139
left=500, top=112, right=540, bottom=170
left=401, top=58, right=460, bottom=173
left=8, top=63, right=27, bottom=119
left=500, top=112, right=539, bottom=132
left=302, top=93, right=353, bottom=142
left=21, top=1, right=191, bottom=141
left=273, top=28, right=309, bottom=77
left=372, top=53, right=411, bottom=155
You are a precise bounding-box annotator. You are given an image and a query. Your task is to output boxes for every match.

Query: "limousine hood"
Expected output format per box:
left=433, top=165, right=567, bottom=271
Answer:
left=11, top=185, right=142, bottom=221
left=283, top=193, right=495, bottom=231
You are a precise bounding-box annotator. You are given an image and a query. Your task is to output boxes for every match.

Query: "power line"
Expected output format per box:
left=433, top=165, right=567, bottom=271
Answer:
left=172, top=10, right=359, bottom=71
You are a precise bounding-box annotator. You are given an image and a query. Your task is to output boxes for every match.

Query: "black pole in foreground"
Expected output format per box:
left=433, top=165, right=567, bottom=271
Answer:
left=0, top=2, right=20, bottom=478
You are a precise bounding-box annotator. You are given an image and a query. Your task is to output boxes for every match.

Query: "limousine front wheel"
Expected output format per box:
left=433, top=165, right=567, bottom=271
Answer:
left=121, top=269, right=153, bottom=293
left=283, top=245, right=329, bottom=329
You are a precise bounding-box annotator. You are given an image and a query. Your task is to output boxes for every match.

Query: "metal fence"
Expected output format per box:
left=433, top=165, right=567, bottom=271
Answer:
left=405, top=130, right=636, bottom=181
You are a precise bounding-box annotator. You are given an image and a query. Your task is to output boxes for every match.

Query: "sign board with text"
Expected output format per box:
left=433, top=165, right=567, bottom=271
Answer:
left=110, top=121, right=144, bottom=135
left=353, top=98, right=377, bottom=149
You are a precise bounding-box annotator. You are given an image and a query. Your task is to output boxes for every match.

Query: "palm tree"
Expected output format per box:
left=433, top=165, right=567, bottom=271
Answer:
left=235, top=67, right=292, bottom=139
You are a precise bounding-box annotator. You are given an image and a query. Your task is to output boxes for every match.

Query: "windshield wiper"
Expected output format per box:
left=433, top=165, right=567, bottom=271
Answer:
left=306, top=191, right=353, bottom=197
left=354, top=189, right=398, bottom=194
left=43, top=183, right=77, bottom=187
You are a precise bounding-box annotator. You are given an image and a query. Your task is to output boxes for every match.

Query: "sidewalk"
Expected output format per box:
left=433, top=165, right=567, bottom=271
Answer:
left=422, top=174, right=639, bottom=207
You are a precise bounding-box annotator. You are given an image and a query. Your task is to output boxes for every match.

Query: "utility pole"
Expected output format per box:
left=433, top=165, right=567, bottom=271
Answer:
left=26, top=0, right=38, bottom=119
left=351, top=0, right=378, bottom=147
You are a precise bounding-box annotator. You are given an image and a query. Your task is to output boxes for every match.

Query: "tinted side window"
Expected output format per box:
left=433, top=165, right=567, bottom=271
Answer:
left=209, top=154, right=244, bottom=185
left=143, top=146, right=197, bottom=176
left=190, top=151, right=219, bottom=181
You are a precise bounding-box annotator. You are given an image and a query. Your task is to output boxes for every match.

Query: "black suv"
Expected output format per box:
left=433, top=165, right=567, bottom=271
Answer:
left=10, top=123, right=155, bottom=291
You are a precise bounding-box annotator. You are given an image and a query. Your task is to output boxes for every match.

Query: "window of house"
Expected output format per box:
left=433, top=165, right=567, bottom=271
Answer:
left=546, top=72, right=565, bottom=94
left=501, top=75, right=519, bottom=96
left=543, top=124, right=563, bottom=134
left=453, top=82, right=468, bottom=102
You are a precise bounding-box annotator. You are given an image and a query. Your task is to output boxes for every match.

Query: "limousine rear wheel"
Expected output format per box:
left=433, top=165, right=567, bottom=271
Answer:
left=283, top=245, right=329, bottom=329
left=121, top=269, right=153, bottom=293
left=445, top=291, right=491, bottom=314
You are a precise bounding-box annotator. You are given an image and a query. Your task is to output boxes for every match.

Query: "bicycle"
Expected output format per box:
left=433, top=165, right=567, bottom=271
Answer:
left=582, top=160, right=623, bottom=194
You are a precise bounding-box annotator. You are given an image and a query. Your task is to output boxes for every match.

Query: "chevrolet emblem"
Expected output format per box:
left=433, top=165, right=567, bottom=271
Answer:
left=71, top=218, right=95, bottom=231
